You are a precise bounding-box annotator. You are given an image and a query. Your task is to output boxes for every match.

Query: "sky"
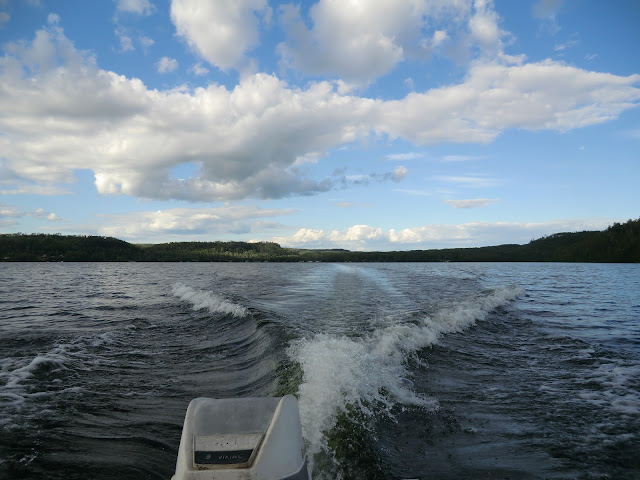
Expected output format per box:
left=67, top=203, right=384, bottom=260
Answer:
left=0, top=0, right=639, bottom=250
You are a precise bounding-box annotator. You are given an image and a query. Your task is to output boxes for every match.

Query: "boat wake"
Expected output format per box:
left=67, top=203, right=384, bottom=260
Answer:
left=288, top=285, right=523, bottom=477
left=172, top=282, right=249, bottom=318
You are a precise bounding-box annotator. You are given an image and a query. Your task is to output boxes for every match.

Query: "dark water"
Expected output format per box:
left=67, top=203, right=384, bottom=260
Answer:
left=1, top=262, right=639, bottom=479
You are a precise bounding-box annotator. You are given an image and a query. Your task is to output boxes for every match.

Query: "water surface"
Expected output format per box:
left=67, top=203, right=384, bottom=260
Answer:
left=1, top=262, right=638, bottom=479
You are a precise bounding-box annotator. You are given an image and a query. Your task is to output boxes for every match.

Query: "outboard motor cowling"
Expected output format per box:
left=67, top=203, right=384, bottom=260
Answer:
left=172, top=395, right=309, bottom=480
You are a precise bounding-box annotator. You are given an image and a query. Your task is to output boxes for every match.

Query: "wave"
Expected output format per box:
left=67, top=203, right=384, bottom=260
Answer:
left=4, top=352, right=68, bottom=390
left=0, top=329, right=129, bottom=427
left=578, top=362, right=640, bottom=416
left=171, top=283, right=248, bottom=317
left=0, top=343, right=78, bottom=424
left=288, top=285, right=523, bottom=475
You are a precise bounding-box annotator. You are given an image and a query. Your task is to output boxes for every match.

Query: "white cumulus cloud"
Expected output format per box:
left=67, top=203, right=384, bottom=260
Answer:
left=140, top=36, right=154, bottom=49
left=393, top=166, right=409, bottom=181
left=277, top=0, right=511, bottom=84
left=378, top=58, right=640, bottom=144
left=98, top=204, right=295, bottom=241
left=278, top=0, right=450, bottom=83
left=116, top=27, right=134, bottom=52
left=170, top=0, right=268, bottom=72
left=275, top=218, right=617, bottom=250
left=116, top=0, right=155, bottom=15
left=0, top=23, right=638, bottom=205
left=189, top=62, right=208, bottom=76
left=0, top=203, right=63, bottom=226
left=0, top=202, right=20, bottom=218
left=468, top=0, right=504, bottom=52
left=157, top=56, right=178, bottom=73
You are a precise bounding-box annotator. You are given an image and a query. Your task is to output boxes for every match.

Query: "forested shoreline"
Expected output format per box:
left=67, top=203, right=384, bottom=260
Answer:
left=1, top=218, right=638, bottom=263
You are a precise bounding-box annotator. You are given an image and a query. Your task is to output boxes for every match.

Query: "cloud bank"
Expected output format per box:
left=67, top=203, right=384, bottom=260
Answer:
left=273, top=218, right=616, bottom=250
left=0, top=202, right=62, bottom=228
left=0, top=16, right=639, bottom=204
left=98, top=204, right=294, bottom=241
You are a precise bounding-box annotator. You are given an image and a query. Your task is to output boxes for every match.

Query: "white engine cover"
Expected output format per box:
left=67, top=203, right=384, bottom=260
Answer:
left=172, top=395, right=309, bottom=480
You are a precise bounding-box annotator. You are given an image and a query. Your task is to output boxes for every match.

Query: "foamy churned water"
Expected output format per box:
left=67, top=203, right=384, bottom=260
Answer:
left=290, top=285, right=523, bottom=474
left=172, top=282, right=248, bottom=317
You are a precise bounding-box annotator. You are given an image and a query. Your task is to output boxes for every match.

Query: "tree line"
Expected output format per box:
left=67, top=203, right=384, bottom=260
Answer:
left=1, top=218, right=638, bottom=263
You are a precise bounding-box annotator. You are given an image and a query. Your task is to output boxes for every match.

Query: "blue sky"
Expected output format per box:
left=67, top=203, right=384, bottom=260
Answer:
left=0, top=0, right=638, bottom=250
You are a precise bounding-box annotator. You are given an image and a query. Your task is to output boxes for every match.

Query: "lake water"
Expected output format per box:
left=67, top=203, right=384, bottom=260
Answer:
left=1, top=262, right=639, bottom=479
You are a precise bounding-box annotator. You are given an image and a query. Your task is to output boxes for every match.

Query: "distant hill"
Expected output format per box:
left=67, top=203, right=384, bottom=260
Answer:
left=1, top=218, right=638, bottom=263
left=0, top=233, right=139, bottom=262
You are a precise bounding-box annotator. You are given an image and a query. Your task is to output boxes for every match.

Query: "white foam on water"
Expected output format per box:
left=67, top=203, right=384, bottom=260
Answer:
left=289, top=285, right=523, bottom=472
left=0, top=332, right=123, bottom=426
left=3, top=347, right=70, bottom=390
left=579, top=362, right=640, bottom=416
left=0, top=345, right=75, bottom=426
left=172, top=282, right=248, bottom=317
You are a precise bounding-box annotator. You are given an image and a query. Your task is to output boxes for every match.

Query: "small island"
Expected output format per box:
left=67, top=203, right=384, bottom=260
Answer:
left=1, top=218, right=638, bottom=263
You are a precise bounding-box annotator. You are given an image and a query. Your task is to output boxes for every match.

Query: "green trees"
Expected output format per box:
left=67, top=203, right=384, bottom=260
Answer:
left=1, top=218, right=638, bottom=262
left=519, top=219, right=640, bottom=262
left=0, top=233, right=138, bottom=261
left=137, top=241, right=294, bottom=261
